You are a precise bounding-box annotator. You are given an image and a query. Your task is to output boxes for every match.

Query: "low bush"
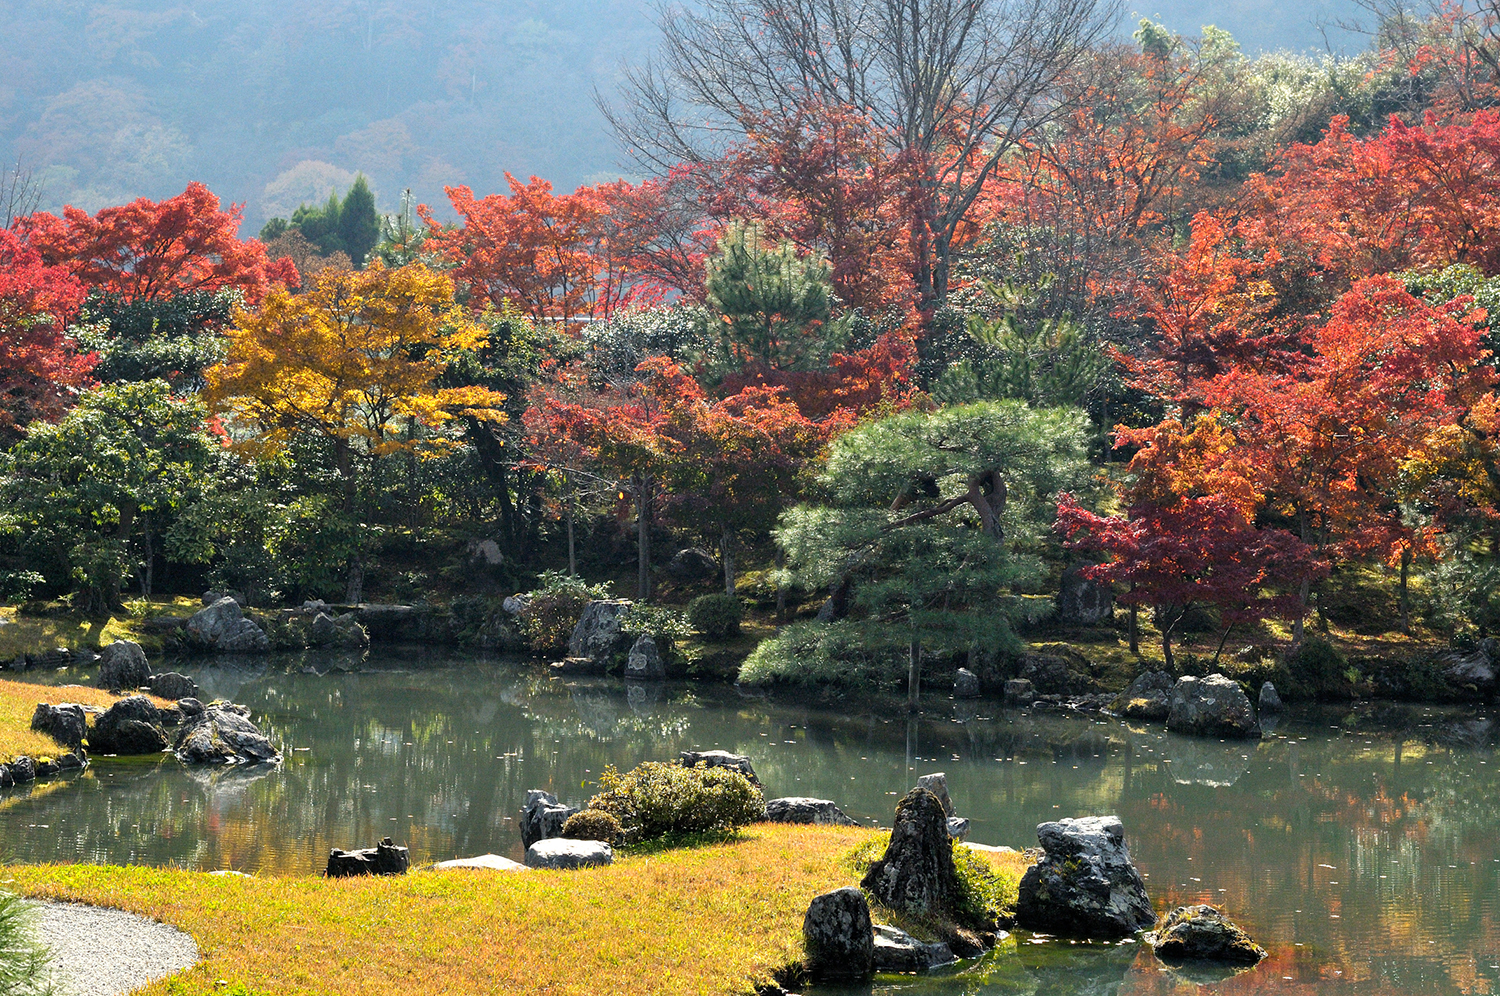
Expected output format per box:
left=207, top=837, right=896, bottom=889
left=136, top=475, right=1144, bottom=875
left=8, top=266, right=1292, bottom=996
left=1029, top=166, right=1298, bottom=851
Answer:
left=588, top=761, right=765, bottom=843
left=0, top=890, right=53, bottom=996
left=687, top=594, right=742, bottom=638
left=952, top=845, right=1016, bottom=927
left=561, top=809, right=624, bottom=845
left=739, top=620, right=910, bottom=689
left=1287, top=637, right=1347, bottom=699
left=517, top=571, right=610, bottom=652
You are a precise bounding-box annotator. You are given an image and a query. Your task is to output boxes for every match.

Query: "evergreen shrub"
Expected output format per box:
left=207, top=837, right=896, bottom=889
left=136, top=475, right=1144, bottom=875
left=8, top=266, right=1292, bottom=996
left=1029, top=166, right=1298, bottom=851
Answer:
left=687, top=594, right=742, bottom=638
left=587, top=761, right=765, bottom=843
left=560, top=809, right=624, bottom=845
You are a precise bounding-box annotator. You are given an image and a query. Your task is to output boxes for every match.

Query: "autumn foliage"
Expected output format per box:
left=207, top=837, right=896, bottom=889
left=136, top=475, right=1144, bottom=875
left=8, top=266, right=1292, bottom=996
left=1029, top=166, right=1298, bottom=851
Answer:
left=0, top=228, right=93, bottom=437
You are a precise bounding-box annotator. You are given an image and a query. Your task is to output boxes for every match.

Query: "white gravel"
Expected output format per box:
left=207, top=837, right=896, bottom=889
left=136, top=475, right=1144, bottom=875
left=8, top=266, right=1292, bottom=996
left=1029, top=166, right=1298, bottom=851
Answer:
left=27, top=901, right=198, bottom=996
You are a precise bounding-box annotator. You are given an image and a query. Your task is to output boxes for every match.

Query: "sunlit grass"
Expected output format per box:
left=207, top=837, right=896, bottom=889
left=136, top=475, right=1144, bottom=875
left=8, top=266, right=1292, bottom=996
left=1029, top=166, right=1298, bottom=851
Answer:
left=0, top=677, right=169, bottom=762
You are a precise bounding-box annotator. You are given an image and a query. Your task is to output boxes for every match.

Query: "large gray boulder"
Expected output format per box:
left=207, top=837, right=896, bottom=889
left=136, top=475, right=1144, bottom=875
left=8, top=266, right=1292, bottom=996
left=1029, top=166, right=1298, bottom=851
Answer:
left=803, top=887, right=874, bottom=981
left=97, top=640, right=151, bottom=692
left=1166, top=674, right=1259, bottom=739
left=88, top=695, right=168, bottom=755
left=30, top=703, right=86, bottom=749
left=1016, top=816, right=1154, bottom=938
left=147, top=672, right=199, bottom=701
left=524, top=838, right=613, bottom=869
left=1147, top=905, right=1266, bottom=963
left=184, top=597, right=270, bottom=653
left=872, top=924, right=956, bottom=972
left=679, top=749, right=760, bottom=788
left=953, top=668, right=981, bottom=699
left=1056, top=563, right=1114, bottom=626
left=521, top=789, right=579, bottom=848
left=860, top=788, right=958, bottom=917
left=624, top=634, right=665, bottom=679
left=1442, top=642, right=1497, bottom=696
left=764, top=797, right=860, bottom=827
left=1110, top=671, right=1175, bottom=721
left=567, top=599, right=633, bottom=665
left=666, top=548, right=718, bottom=582
left=174, top=703, right=280, bottom=764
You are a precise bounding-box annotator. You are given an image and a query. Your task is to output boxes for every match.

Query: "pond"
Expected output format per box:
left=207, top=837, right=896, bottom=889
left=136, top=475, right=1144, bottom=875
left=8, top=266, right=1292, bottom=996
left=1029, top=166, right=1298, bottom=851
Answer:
left=1, top=649, right=1497, bottom=996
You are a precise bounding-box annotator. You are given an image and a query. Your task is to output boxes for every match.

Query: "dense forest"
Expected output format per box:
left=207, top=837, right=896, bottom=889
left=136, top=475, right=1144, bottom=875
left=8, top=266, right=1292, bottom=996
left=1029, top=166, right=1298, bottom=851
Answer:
left=5, top=0, right=1500, bottom=697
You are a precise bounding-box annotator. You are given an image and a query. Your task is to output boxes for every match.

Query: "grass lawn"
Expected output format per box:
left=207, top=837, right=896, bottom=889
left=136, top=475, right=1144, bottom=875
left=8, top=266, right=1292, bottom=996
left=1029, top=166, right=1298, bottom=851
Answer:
left=0, top=677, right=171, bottom=763
left=0, top=597, right=201, bottom=662
left=2, top=827, right=1028, bottom=996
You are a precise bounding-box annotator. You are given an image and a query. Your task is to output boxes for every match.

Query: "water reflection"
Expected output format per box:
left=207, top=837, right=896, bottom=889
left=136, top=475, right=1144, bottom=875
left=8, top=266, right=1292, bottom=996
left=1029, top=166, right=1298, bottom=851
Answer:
left=0, top=652, right=1497, bottom=996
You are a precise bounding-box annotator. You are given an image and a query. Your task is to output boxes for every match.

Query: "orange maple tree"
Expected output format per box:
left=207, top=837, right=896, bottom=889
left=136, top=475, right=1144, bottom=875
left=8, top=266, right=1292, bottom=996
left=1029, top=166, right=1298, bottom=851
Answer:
left=0, top=228, right=93, bottom=437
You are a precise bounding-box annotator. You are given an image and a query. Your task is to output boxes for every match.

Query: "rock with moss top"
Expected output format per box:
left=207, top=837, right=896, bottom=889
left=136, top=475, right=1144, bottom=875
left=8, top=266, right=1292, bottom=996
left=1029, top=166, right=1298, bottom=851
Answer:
left=1147, top=905, right=1266, bottom=963
left=1016, top=815, right=1154, bottom=938
left=860, top=787, right=959, bottom=917
left=1166, top=674, right=1259, bottom=739
left=173, top=703, right=280, bottom=764
left=1110, top=671, right=1174, bottom=721
left=97, top=640, right=151, bottom=692
left=89, top=695, right=169, bottom=755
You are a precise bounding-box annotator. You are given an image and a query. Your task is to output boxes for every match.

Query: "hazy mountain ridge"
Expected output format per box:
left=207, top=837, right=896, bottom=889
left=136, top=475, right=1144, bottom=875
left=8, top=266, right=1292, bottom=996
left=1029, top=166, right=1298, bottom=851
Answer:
left=1, top=0, right=1361, bottom=228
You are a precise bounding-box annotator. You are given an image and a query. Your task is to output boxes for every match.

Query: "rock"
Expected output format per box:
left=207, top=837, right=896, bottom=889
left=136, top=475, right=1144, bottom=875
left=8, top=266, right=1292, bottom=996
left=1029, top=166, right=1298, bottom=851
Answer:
left=1110, top=671, right=1174, bottom=721
left=861, top=788, right=959, bottom=917
left=174, top=703, right=281, bottom=764
left=764, top=797, right=860, bottom=826
left=521, top=789, right=579, bottom=848
left=1016, top=815, right=1154, bottom=938
left=1147, top=905, right=1266, bottom=964
left=147, top=672, right=199, bottom=700
left=58, top=752, right=84, bottom=770
left=467, top=538, right=504, bottom=566
left=434, top=854, right=528, bottom=872
left=501, top=594, right=529, bottom=616
left=1258, top=681, right=1283, bottom=713
left=625, top=634, right=665, bottom=679
left=1019, top=654, right=1075, bottom=695
left=1442, top=645, right=1497, bottom=695
left=202, top=589, right=246, bottom=606
left=0, top=764, right=11, bottom=788
left=31, top=703, right=86, bottom=748
left=954, top=668, right=981, bottom=698
left=1004, top=678, right=1036, bottom=705
left=916, top=772, right=955, bottom=816
left=325, top=837, right=409, bottom=877
left=872, top=924, right=956, bottom=972
left=802, top=887, right=874, bottom=981
left=679, top=749, right=761, bottom=788
left=301, top=599, right=328, bottom=613
left=947, top=817, right=971, bottom=841
left=1166, top=674, right=1259, bottom=739
left=309, top=612, right=339, bottom=646
left=97, top=640, right=152, bottom=692
left=351, top=604, right=457, bottom=644
left=140, top=616, right=187, bottom=634
left=1056, top=563, right=1114, bottom=626
left=10, top=756, right=36, bottom=783
left=177, top=697, right=205, bottom=717
left=89, top=696, right=169, bottom=755
left=666, top=547, right=718, bottom=582
left=524, top=838, right=613, bottom=869
left=34, top=758, right=58, bottom=777
left=567, top=599, right=634, bottom=665
left=184, top=597, right=270, bottom=653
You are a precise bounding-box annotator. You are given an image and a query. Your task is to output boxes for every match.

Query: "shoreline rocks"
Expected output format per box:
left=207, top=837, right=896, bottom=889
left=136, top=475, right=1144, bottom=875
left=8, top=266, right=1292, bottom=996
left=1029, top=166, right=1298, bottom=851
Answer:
left=31, top=703, right=87, bottom=748
left=803, top=887, right=874, bottom=981
left=680, top=749, right=760, bottom=787
left=764, top=797, right=860, bottom=827
left=1111, top=671, right=1174, bottom=721
left=89, top=696, right=170, bottom=755
left=872, top=924, right=957, bottom=972
left=326, top=837, right=409, bottom=877
left=1015, top=816, right=1154, bottom=938
left=521, top=789, right=579, bottom=848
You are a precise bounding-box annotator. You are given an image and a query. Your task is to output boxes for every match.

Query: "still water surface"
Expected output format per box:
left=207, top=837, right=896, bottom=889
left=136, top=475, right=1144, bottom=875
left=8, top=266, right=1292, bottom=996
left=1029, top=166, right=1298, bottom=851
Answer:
left=1, top=649, right=1496, bottom=995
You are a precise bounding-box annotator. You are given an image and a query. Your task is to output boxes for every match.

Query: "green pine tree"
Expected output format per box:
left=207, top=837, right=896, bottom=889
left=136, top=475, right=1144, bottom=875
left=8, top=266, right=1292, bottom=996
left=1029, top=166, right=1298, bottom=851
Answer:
left=338, top=175, right=381, bottom=268
left=705, top=220, right=836, bottom=371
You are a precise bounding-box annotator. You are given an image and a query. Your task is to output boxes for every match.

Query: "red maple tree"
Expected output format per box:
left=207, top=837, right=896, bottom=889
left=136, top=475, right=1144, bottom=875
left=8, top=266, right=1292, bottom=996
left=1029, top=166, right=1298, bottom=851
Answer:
left=0, top=227, right=93, bottom=438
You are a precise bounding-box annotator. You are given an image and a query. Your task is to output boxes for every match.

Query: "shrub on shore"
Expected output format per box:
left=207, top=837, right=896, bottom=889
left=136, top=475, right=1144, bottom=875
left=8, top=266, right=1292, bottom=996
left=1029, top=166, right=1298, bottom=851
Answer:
left=587, top=761, right=764, bottom=843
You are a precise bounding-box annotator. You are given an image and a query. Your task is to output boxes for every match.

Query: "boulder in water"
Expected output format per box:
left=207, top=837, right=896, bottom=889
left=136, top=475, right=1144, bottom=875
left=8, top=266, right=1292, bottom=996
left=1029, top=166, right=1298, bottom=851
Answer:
left=1258, top=681, right=1283, bottom=713
left=1166, top=674, right=1259, bottom=739
left=97, top=640, right=151, bottom=692
left=9, top=756, right=35, bottom=783
left=30, top=703, right=86, bottom=749
left=872, top=923, right=956, bottom=972
left=764, top=797, right=859, bottom=826
left=860, top=788, right=959, bottom=917
left=521, top=789, right=579, bottom=848
left=1015, top=815, right=1155, bottom=938
left=802, top=887, right=874, bottom=981
left=326, top=837, right=409, bottom=877
left=953, top=668, right=981, bottom=698
left=174, top=703, right=280, bottom=764
left=567, top=599, right=633, bottom=665
left=1111, top=671, right=1174, bottom=721
left=624, top=634, right=665, bottom=679
left=147, top=672, right=199, bottom=701
left=679, top=749, right=761, bottom=788
left=89, top=695, right=168, bottom=755
left=1147, top=905, right=1266, bottom=964
left=184, top=597, right=270, bottom=653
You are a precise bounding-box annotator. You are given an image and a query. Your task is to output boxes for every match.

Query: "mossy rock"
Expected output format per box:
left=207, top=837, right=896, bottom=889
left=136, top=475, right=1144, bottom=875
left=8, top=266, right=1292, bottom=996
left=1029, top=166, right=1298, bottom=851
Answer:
left=1147, top=905, right=1266, bottom=964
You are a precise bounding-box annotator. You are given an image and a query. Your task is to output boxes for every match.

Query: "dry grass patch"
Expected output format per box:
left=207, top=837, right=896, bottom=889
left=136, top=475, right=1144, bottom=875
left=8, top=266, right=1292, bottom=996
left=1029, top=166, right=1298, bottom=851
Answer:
left=0, top=677, right=171, bottom=762
left=6, top=825, right=892, bottom=996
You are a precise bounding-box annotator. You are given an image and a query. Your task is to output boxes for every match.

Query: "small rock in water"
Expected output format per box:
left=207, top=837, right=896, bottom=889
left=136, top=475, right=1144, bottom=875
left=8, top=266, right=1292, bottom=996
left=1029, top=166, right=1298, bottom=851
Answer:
left=1015, top=815, right=1155, bottom=938
left=1110, top=671, right=1174, bottom=721
left=764, top=797, right=860, bottom=827
left=802, top=887, right=874, bottom=981
left=1147, top=905, right=1267, bottom=964
left=524, top=838, right=613, bottom=870
left=8, top=757, right=33, bottom=783
left=1166, top=674, right=1259, bottom=739
left=871, top=923, right=957, bottom=972
left=953, top=668, right=981, bottom=699
left=679, top=749, right=761, bottom=787
left=326, top=837, right=409, bottom=877
left=147, top=672, right=199, bottom=701
left=1258, top=681, right=1283, bottom=714
left=174, top=703, right=280, bottom=764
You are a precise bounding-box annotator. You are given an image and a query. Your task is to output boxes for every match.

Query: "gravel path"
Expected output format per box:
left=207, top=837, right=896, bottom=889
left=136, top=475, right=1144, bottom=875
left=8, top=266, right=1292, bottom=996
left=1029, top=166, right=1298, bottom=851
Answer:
left=28, top=901, right=198, bottom=996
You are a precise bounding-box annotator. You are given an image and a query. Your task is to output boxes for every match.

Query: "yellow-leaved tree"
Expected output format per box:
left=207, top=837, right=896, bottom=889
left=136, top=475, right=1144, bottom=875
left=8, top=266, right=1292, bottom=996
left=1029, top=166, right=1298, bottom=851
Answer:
left=204, top=261, right=507, bottom=601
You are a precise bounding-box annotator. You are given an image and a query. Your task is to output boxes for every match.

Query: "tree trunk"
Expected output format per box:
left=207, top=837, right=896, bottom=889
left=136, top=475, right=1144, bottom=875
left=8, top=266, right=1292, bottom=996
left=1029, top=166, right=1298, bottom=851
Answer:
left=1212, top=623, right=1234, bottom=664
left=636, top=474, right=652, bottom=602
left=566, top=479, right=577, bottom=577
left=137, top=512, right=153, bottom=598
left=1400, top=547, right=1412, bottom=635
left=1161, top=627, right=1175, bottom=672
left=775, top=547, right=787, bottom=624
left=907, top=637, right=921, bottom=713
left=344, top=555, right=365, bottom=604
left=1294, top=510, right=1310, bottom=648
left=721, top=527, right=736, bottom=597
left=1128, top=584, right=1139, bottom=655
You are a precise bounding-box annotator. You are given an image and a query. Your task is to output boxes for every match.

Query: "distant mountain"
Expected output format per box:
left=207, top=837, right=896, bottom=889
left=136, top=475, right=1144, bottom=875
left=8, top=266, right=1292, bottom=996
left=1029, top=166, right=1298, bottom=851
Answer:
left=0, top=0, right=1364, bottom=230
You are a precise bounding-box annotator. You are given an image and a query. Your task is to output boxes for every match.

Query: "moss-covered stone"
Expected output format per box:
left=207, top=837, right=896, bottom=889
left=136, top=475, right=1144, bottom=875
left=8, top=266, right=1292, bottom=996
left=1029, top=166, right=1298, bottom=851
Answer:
left=1147, top=904, right=1266, bottom=964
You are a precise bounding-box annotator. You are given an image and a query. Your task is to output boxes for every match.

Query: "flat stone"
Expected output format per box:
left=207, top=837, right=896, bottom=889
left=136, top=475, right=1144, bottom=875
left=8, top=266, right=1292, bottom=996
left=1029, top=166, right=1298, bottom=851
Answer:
left=960, top=841, right=1019, bottom=855
left=434, top=854, right=529, bottom=872
left=524, top=837, right=613, bottom=869
left=764, top=797, right=860, bottom=827
left=803, top=887, right=873, bottom=981
left=872, top=923, right=956, bottom=972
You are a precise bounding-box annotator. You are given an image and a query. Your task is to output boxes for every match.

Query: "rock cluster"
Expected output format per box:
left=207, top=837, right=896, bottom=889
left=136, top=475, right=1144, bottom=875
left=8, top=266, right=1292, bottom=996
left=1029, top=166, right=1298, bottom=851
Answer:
left=0, top=750, right=84, bottom=790
left=174, top=702, right=282, bottom=765
left=326, top=837, right=409, bottom=877
left=1147, top=905, right=1266, bottom=964
left=1015, top=816, right=1155, bottom=938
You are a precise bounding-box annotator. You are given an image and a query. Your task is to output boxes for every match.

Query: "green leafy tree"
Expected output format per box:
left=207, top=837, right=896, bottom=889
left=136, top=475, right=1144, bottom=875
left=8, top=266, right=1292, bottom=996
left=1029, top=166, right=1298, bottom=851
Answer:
left=338, top=175, right=381, bottom=269
left=705, top=221, right=836, bottom=371
left=0, top=380, right=219, bottom=612
left=71, top=289, right=236, bottom=391
left=746, top=401, right=1093, bottom=705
